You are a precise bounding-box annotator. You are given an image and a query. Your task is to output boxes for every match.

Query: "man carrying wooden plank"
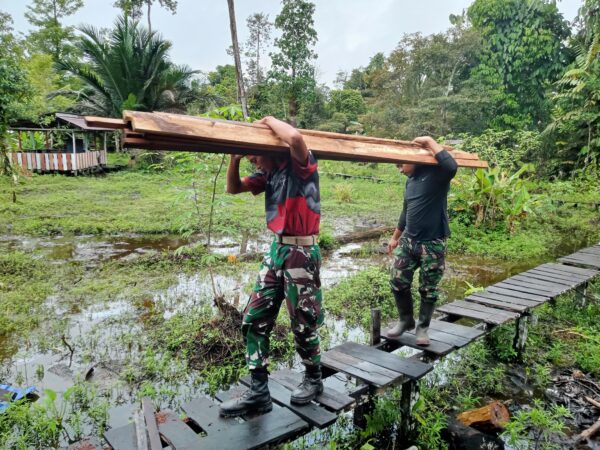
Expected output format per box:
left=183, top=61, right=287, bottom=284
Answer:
left=387, top=136, right=458, bottom=346
left=220, top=116, right=324, bottom=417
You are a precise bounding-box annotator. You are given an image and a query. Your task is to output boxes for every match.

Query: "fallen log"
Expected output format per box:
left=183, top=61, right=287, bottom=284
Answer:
left=585, top=396, right=600, bottom=409
left=336, top=226, right=395, bottom=245
left=442, top=418, right=505, bottom=450
left=85, top=111, right=488, bottom=168
left=457, top=401, right=510, bottom=432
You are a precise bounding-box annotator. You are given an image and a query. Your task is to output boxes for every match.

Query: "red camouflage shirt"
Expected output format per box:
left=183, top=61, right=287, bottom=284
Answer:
left=242, top=152, right=320, bottom=236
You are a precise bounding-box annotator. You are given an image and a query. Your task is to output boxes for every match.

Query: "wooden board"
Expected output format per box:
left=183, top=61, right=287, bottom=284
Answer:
left=182, top=397, right=308, bottom=450
left=485, top=286, right=548, bottom=303
left=465, top=295, right=529, bottom=313
left=510, top=273, right=575, bottom=288
left=117, top=111, right=487, bottom=167
left=382, top=328, right=455, bottom=355
left=194, top=408, right=307, bottom=450
left=428, top=319, right=486, bottom=340
left=239, top=376, right=337, bottom=429
left=104, top=423, right=137, bottom=450
left=156, top=410, right=203, bottom=449
left=321, top=349, right=402, bottom=387
left=437, top=300, right=519, bottom=325
left=182, top=397, right=232, bottom=433
left=269, top=368, right=355, bottom=411
left=541, top=263, right=598, bottom=277
left=142, top=397, right=162, bottom=450
left=528, top=267, right=588, bottom=283
left=493, top=281, right=556, bottom=297
left=469, top=291, right=540, bottom=308
left=448, top=300, right=521, bottom=320
left=333, top=341, right=432, bottom=379
left=559, top=255, right=600, bottom=270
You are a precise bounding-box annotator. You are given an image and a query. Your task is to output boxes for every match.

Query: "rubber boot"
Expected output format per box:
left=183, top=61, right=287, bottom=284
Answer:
left=387, top=290, right=415, bottom=337
left=291, top=365, right=323, bottom=405
left=415, top=302, right=436, bottom=346
left=219, top=369, right=272, bottom=417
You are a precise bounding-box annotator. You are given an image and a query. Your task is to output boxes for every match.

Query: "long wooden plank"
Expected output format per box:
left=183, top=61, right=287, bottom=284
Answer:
left=269, top=369, right=354, bottom=411
left=321, top=349, right=399, bottom=387
left=512, top=272, right=575, bottom=287
left=156, top=410, right=203, bottom=449
left=436, top=303, right=502, bottom=323
left=529, top=267, right=588, bottom=283
left=428, top=319, right=485, bottom=340
left=469, top=291, right=539, bottom=308
left=493, top=281, right=556, bottom=297
left=465, top=295, right=529, bottom=313
left=239, top=376, right=337, bottom=428
left=507, top=274, right=571, bottom=289
left=541, top=263, right=598, bottom=277
left=334, top=341, right=432, bottom=379
left=384, top=330, right=455, bottom=355
left=449, top=300, right=520, bottom=320
left=142, top=397, right=162, bottom=450
left=183, top=397, right=308, bottom=449
left=121, top=111, right=487, bottom=167
left=559, top=256, right=600, bottom=269
left=409, top=327, right=472, bottom=347
left=192, top=408, right=308, bottom=450
left=104, top=424, right=137, bottom=450
left=498, top=279, right=562, bottom=296
left=486, top=286, right=549, bottom=302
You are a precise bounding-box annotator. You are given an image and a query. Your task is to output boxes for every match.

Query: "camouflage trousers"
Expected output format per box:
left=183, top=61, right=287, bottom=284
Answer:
left=242, top=238, right=324, bottom=371
left=390, top=236, right=447, bottom=304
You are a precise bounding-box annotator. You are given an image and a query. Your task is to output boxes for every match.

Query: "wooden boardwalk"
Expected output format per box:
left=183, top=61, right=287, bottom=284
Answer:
left=68, top=244, right=600, bottom=450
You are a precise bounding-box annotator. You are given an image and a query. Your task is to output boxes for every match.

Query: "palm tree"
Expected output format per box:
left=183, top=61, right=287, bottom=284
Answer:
left=58, top=16, right=197, bottom=117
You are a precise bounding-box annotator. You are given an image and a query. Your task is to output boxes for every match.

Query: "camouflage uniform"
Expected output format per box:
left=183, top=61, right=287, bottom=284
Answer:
left=390, top=236, right=447, bottom=304
left=243, top=238, right=323, bottom=371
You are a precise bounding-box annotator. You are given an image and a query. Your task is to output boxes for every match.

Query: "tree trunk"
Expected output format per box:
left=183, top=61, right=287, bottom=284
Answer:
left=226, top=0, right=248, bottom=119
left=456, top=401, right=510, bottom=432
left=147, top=0, right=152, bottom=34
left=288, top=97, right=297, bottom=127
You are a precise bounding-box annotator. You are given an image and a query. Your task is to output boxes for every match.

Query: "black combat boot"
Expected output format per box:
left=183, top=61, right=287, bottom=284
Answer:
left=415, top=302, right=436, bottom=346
left=291, top=364, right=323, bottom=405
left=387, top=290, right=416, bottom=337
left=219, top=369, right=272, bottom=417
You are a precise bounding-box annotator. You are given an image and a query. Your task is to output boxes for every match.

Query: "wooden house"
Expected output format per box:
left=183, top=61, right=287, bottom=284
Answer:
left=8, top=113, right=116, bottom=175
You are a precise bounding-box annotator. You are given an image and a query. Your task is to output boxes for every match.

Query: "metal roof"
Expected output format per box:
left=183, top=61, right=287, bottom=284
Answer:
left=9, top=113, right=117, bottom=132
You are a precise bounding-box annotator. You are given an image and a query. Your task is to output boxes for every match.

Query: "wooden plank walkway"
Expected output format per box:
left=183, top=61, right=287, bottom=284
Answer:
left=76, top=244, right=599, bottom=450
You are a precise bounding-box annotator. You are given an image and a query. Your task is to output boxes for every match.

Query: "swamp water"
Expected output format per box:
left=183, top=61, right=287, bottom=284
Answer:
left=0, top=232, right=593, bottom=444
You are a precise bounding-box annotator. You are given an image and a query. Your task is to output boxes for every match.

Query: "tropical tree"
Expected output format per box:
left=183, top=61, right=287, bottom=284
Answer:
left=244, top=13, right=273, bottom=86
left=58, top=17, right=197, bottom=117
left=113, top=0, right=177, bottom=34
left=226, top=0, right=248, bottom=118
left=269, top=0, right=317, bottom=126
left=25, top=0, right=84, bottom=61
left=468, top=0, right=571, bottom=129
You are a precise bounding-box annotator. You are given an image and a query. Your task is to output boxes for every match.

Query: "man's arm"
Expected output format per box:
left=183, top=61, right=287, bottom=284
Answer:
left=256, top=116, right=309, bottom=164
left=226, top=155, right=252, bottom=194
left=413, top=136, right=458, bottom=178
left=387, top=198, right=407, bottom=255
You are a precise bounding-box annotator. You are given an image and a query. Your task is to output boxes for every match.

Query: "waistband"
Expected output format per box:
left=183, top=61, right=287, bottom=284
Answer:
left=276, top=235, right=318, bottom=246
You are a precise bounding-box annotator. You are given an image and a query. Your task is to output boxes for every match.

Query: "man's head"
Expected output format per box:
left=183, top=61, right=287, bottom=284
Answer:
left=247, top=155, right=276, bottom=173
left=397, top=163, right=416, bottom=177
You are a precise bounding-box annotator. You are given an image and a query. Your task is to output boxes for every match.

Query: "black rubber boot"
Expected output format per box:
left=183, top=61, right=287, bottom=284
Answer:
left=415, top=302, right=436, bottom=346
left=291, top=365, right=323, bottom=405
left=387, top=290, right=415, bottom=337
left=219, top=369, right=272, bottom=417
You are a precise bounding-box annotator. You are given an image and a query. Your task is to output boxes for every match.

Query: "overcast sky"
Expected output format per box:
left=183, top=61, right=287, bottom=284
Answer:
left=1, top=0, right=583, bottom=87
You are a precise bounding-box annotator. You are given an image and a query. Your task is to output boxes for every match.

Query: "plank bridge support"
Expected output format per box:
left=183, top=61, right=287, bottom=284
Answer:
left=575, top=281, right=589, bottom=308
left=512, top=313, right=530, bottom=360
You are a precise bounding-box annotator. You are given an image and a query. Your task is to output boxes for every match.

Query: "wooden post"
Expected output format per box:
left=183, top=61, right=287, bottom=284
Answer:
left=353, top=384, right=376, bottom=430
left=399, top=380, right=419, bottom=440
left=370, top=307, right=381, bottom=346
left=17, top=131, right=22, bottom=151
left=513, top=314, right=529, bottom=359
left=575, top=282, right=588, bottom=308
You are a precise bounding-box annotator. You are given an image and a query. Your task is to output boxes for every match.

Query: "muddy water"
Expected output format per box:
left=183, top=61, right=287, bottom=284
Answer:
left=0, top=232, right=590, bottom=438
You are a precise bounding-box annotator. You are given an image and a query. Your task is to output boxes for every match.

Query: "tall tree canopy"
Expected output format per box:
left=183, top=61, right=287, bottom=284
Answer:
left=25, top=0, right=83, bottom=61
left=244, top=13, right=272, bottom=87
left=468, top=0, right=570, bottom=128
left=269, top=0, right=317, bottom=126
left=58, top=17, right=197, bottom=117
